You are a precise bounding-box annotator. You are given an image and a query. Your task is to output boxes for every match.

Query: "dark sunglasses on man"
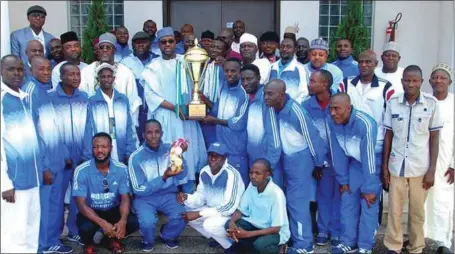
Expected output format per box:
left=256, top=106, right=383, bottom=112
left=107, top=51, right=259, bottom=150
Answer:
left=160, top=39, right=175, bottom=45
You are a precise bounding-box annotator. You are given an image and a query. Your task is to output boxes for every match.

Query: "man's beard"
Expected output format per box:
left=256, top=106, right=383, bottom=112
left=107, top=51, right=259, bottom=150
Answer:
left=94, top=151, right=111, bottom=164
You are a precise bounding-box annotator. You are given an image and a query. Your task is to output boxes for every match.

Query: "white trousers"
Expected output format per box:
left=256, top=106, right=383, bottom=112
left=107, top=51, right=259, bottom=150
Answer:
left=186, top=206, right=232, bottom=249
left=1, top=187, right=40, bottom=253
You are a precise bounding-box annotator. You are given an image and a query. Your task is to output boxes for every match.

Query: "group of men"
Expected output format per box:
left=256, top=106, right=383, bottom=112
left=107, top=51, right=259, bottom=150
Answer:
left=1, top=4, right=453, bottom=254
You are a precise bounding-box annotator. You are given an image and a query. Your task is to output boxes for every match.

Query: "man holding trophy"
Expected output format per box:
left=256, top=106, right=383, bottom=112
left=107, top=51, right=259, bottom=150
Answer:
left=141, top=27, right=207, bottom=193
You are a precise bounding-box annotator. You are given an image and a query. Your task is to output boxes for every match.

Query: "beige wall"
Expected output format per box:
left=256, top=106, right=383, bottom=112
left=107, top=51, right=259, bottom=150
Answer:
left=8, top=1, right=68, bottom=37
left=124, top=1, right=163, bottom=36
left=280, top=1, right=319, bottom=41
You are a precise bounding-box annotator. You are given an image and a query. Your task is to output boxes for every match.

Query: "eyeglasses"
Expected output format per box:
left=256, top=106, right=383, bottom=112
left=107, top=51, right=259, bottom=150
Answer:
left=99, top=45, right=114, bottom=50
left=159, top=39, right=175, bottom=45
left=102, top=178, right=109, bottom=193
left=30, top=13, right=45, bottom=18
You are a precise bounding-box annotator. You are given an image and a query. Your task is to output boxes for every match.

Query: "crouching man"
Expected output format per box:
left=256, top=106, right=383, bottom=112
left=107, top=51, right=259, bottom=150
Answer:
left=178, top=142, right=245, bottom=251
left=73, top=132, right=139, bottom=254
left=225, top=158, right=290, bottom=254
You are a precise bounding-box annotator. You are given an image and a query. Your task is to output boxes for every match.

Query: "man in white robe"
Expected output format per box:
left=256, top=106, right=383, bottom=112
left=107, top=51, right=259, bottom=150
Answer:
left=141, top=27, right=207, bottom=194
left=425, top=63, right=454, bottom=253
left=80, top=32, right=141, bottom=126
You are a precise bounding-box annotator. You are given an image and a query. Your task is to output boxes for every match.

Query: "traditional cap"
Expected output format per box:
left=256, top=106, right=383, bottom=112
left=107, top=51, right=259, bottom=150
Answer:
left=207, top=142, right=228, bottom=156
left=27, top=5, right=47, bottom=16
left=156, top=27, right=174, bottom=41
left=201, top=30, right=215, bottom=39
left=284, top=26, right=297, bottom=34
left=239, top=33, right=258, bottom=46
left=132, top=31, right=150, bottom=42
left=259, top=31, right=279, bottom=43
left=97, top=32, right=116, bottom=46
left=60, top=31, right=79, bottom=45
left=95, top=63, right=115, bottom=74
left=383, top=41, right=400, bottom=55
left=431, top=63, right=453, bottom=80
left=310, top=38, right=329, bottom=51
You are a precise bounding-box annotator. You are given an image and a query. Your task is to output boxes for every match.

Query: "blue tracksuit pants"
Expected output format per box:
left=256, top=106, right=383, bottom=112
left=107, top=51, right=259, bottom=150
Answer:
left=228, top=153, right=249, bottom=187
left=284, top=149, right=314, bottom=249
left=39, top=171, right=64, bottom=250
left=133, top=193, right=186, bottom=245
left=62, top=169, right=78, bottom=236
left=316, top=167, right=341, bottom=238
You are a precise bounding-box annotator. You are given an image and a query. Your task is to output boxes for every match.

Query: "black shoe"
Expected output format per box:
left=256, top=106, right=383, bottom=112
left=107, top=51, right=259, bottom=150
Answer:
left=437, top=246, right=452, bottom=254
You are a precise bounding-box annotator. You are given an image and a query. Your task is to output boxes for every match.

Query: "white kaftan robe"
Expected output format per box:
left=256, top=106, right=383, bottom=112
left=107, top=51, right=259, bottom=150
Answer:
left=141, top=55, right=207, bottom=180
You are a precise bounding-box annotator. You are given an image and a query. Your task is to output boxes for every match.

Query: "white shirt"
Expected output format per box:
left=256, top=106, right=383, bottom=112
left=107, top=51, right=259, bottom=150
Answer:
left=51, top=61, right=88, bottom=89
left=32, top=29, right=46, bottom=55
left=252, top=58, right=271, bottom=85
left=383, top=92, right=443, bottom=177
left=374, top=66, right=404, bottom=93
left=101, top=90, right=119, bottom=161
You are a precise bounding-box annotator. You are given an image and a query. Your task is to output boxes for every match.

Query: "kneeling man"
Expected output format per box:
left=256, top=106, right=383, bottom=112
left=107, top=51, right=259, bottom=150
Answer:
left=178, top=142, right=245, bottom=251
left=226, top=158, right=290, bottom=254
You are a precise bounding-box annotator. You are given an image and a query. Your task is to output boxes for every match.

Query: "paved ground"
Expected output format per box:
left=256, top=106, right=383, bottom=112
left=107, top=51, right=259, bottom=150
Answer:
left=62, top=215, right=439, bottom=253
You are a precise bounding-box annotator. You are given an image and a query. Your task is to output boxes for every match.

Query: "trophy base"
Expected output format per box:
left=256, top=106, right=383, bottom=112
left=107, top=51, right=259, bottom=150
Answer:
left=188, top=102, right=206, bottom=119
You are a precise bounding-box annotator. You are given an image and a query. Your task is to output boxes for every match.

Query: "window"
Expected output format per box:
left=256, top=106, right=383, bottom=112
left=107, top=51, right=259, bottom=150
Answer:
left=69, top=0, right=124, bottom=40
left=319, top=0, right=373, bottom=43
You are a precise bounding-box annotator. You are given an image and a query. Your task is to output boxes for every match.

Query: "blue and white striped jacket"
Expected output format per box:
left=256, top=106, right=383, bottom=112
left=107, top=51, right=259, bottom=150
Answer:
left=327, top=108, right=380, bottom=193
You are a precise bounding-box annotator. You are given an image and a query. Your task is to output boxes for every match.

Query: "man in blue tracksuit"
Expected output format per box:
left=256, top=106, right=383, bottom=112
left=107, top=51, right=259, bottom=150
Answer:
left=1, top=55, right=42, bottom=253
left=22, top=56, right=74, bottom=254
left=332, top=38, right=359, bottom=79
left=128, top=119, right=187, bottom=251
left=327, top=93, right=381, bottom=254
left=48, top=62, right=89, bottom=245
left=199, top=58, right=249, bottom=186
left=302, top=70, right=341, bottom=247
left=120, top=31, right=159, bottom=144
left=243, top=64, right=283, bottom=188
left=264, top=79, right=326, bottom=253
left=83, top=63, right=138, bottom=164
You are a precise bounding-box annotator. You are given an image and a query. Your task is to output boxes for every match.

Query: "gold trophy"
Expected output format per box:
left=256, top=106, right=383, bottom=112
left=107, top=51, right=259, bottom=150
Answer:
left=184, top=38, right=209, bottom=119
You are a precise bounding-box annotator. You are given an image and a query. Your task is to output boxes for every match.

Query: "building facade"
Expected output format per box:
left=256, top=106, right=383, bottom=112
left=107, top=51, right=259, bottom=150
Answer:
left=7, top=0, right=454, bottom=92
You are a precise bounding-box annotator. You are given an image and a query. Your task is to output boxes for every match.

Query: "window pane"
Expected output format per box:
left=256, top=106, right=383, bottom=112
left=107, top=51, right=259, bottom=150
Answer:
left=363, top=17, right=371, bottom=26
left=114, top=4, right=124, bottom=15
left=70, top=16, right=80, bottom=26
left=70, top=4, right=80, bottom=14
left=105, top=14, right=113, bottom=24
left=330, top=16, right=341, bottom=26
left=105, top=4, right=113, bottom=15
left=82, top=15, right=89, bottom=26
left=341, top=4, right=348, bottom=15
left=81, top=3, right=90, bottom=15
left=319, top=15, right=329, bottom=26
left=114, top=15, right=124, bottom=26
left=320, top=4, right=329, bottom=15
left=319, top=26, right=329, bottom=37
left=330, top=4, right=340, bottom=15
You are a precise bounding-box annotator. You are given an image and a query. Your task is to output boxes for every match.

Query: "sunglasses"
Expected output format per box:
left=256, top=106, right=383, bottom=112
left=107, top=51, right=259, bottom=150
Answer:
left=102, top=178, right=109, bottom=193
left=99, top=45, right=114, bottom=50
left=159, top=39, right=175, bottom=45
left=30, top=13, right=45, bottom=18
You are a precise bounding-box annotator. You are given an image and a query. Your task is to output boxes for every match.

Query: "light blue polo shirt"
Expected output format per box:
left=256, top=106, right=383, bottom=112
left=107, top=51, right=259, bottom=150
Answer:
left=73, top=159, right=130, bottom=211
left=238, top=178, right=290, bottom=244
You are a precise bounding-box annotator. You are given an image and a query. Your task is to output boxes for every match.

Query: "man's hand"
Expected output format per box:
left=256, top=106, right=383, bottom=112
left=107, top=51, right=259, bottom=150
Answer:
left=2, top=189, right=15, bottom=203
left=100, top=220, right=116, bottom=238
left=382, top=168, right=391, bottom=191
left=113, top=219, right=127, bottom=239
left=226, top=229, right=239, bottom=242
left=163, top=167, right=183, bottom=181
left=215, top=56, right=225, bottom=66
left=201, top=115, right=218, bottom=125
left=312, top=167, right=323, bottom=180
left=43, top=170, right=53, bottom=185
left=361, top=193, right=376, bottom=208
left=176, top=192, right=188, bottom=204
left=178, top=107, right=186, bottom=121
left=65, top=159, right=73, bottom=170
left=228, top=219, right=240, bottom=232
left=229, top=227, right=251, bottom=239
left=181, top=211, right=201, bottom=222
left=445, top=168, right=454, bottom=184
left=339, top=184, right=350, bottom=194
left=422, top=169, right=435, bottom=190
left=180, top=143, right=188, bottom=153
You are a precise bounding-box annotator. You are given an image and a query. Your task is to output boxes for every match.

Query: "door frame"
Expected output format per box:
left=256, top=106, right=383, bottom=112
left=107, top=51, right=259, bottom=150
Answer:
left=162, top=0, right=281, bottom=35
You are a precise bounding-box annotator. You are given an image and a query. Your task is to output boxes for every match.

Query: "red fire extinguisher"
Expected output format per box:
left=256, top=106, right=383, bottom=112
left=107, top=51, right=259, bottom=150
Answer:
left=386, top=13, right=402, bottom=42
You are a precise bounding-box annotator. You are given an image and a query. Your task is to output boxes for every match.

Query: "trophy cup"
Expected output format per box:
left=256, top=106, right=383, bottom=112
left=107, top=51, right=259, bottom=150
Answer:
left=184, top=38, right=209, bottom=119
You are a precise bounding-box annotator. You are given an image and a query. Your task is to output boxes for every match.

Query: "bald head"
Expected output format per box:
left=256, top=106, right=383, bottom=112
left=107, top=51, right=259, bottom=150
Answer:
left=265, top=79, right=286, bottom=92
left=358, top=50, right=378, bottom=77
left=329, top=93, right=352, bottom=124
left=264, top=79, right=287, bottom=109
left=26, top=40, right=44, bottom=62
left=358, top=50, right=377, bottom=61
left=30, top=56, right=51, bottom=84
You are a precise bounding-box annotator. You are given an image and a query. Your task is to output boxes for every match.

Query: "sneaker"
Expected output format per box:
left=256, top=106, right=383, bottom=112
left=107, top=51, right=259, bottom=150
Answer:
left=67, top=234, right=84, bottom=246
left=164, top=239, right=179, bottom=249
left=316, top=233, right=330, bottom=246
left=142, top=242, right=154, bottom=252
left=93, top=230, right=104, bottom=244
left=287, top=245, right=314, bottom=253
left=43, top=245, right=74, bottom=254
left=331, top=237, right=341, bottom=247
left=83, top=245, right=96, bottom=254
left=208, top=240, right=221, bottom=248
left=331, top=243, right=358, bottom=254
left=357, top=248, right=372, bottom=254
